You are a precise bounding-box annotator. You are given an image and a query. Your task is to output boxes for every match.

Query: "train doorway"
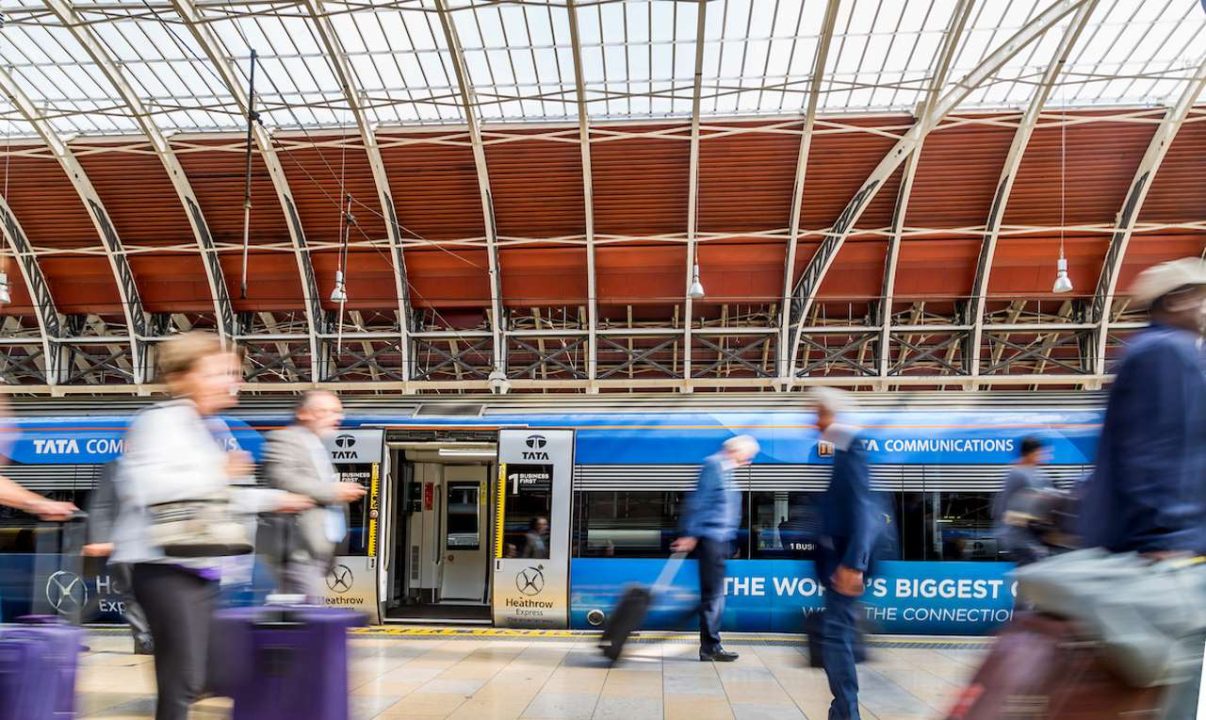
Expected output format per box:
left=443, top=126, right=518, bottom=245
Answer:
left=382, top=429, right=498, bottom=624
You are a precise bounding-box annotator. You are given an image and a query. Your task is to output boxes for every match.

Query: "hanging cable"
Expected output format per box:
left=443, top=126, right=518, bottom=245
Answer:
left=1053, top=108, right=1073, bottom=294
left=240, top=49, right=259, bottom=301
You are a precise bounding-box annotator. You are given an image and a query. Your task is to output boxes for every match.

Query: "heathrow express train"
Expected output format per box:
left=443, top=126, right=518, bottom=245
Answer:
left=0, top=393, right=1103, bottom=635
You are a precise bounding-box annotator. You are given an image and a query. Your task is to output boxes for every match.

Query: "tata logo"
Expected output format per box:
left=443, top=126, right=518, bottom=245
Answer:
left=46, top=571, right=87, bottom=614
left=332, top=434, right=358, bottom=460
left=33, top=439, right=80, bottom=455
left=521, top=434, right=549, bottom=460
left=326, top=564, right=353, bottom=594
left=516, top=565, right=545, bottom=596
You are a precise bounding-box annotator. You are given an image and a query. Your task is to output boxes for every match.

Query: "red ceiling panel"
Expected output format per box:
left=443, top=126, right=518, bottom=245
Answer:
left=892, top=237, right=981, bottom=300
left=278, top=141, right=388, bottom=246
left=127, top=254, right=214, bottom=312
left=592, top=126, right=688, bottom=237
left=37, top=257, right=123, bottom=314
left=498, top=247, right=588, bottom=306
left=698, top=124, right=799, bottom=233
left=1003, top=119, right=1156, bottom=228
left=1115, top=233, right=1206, bottom=292
left=403, top=248, right=491, bottom=308
left=3, top=152, right=94, bottom=249
left=76, top=144, right=194, bottom=247
left=800, top=115, right=911, bottom=230
left=311, top=248, right=397, bottom=312
left=174, top=140, right=290, bottom=247
left=379, top=134, right=484, bottom=241
left=596, top=244, right=687, bottom=303
left=218, top=252, right=304, bottom=313
left=815, top=237, right=887, bottom=299
left=1137, top=119, right=1206, bottom=224
left=696, top=242, right=785, bottom=303
left=908, top=117, right=1017, bottom=229
left=486, top=135, right=585, bottom=239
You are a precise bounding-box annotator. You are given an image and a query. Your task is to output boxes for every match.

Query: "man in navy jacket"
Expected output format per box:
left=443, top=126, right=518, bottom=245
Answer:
left=815, top=388, right=879, bottom=720
left=672, top=435, right=759, bottom=662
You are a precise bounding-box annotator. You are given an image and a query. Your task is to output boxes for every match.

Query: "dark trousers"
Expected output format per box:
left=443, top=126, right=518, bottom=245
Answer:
left=697, top=537, right=728, bottom=653
left=821, top=589, right=861, bottom=720
left=109, top=563, right=153, bottom=650
left=131, top=564, right=219, bottom=720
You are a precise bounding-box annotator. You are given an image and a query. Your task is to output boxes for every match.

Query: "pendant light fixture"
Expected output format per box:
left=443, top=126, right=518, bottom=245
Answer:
left=1053, top=109, right=1072, bottom=294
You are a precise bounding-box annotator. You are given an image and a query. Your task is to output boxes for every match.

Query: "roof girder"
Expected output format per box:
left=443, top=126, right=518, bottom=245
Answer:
left=566, top=0, right=598, bottom=390
left=681, top=0, right=708, bottom=390
left=0, top=196, right=62, bottom=384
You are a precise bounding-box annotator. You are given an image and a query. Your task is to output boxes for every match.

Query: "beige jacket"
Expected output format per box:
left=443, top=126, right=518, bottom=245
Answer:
left=262, top=424, right=348, bottom=565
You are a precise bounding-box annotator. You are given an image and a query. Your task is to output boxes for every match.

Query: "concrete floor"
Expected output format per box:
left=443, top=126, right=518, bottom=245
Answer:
left=77, top=630, right=985, bottom=719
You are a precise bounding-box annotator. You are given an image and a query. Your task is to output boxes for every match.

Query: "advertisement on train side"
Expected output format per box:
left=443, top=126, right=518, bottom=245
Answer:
left=569, top=559, right=1019, bottom=636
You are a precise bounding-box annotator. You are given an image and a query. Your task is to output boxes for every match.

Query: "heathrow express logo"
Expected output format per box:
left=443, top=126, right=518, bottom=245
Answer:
left=46, top=571, right=88, bottom=614
left=522, top=435, right=550, bottom=461
left=327, top=564, right=354, bottom=594
left=516, top=566, right=545, bottom=596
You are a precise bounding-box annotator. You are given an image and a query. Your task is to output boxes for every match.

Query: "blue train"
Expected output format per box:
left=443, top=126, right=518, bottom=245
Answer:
left=0, top=393, right=1102, bottom=635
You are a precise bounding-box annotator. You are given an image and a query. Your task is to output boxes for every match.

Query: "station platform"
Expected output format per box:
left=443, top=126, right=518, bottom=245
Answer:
left=77, top=626, right=986, bottom=720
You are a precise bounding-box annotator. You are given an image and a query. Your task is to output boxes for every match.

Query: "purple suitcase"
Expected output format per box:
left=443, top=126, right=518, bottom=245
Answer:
left=211, top=606, right=364, bottom=720
left=0, top=620, right=83, bottom=720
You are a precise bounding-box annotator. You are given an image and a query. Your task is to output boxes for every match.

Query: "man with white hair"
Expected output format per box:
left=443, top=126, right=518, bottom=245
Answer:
left=1079, top=258, right=1204, bottom=719
left=672, top=434, right=759, bottom=662
left=813, top=387, right=879, bottom=720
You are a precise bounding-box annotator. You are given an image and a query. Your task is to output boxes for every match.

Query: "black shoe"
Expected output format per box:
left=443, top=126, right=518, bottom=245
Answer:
left=699, top=648, right=739, bottom=662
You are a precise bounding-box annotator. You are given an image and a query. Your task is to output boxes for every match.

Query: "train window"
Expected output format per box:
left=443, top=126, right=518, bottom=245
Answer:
left=749, top=491, right=821, bottom=559
left=501, top=466, right=552, bottom=560
left=932, top=492, right=998, bottom=561
left=573, top=491, right=752, bottom=559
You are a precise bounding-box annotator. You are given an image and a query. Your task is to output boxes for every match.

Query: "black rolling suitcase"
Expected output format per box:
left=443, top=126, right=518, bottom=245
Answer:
left=599, top=552, right=685, bottom=662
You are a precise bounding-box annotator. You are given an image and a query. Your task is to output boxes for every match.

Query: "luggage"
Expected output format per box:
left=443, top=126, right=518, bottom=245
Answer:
left=945, top=613, right=1165, bottom=720
left=0, top=618, right=84, bottom=720
left=210, top=605, right=365, bottom=720
left=802, top=611, right=868, bottom=669
left=599, top=552, right=685, bottom=662
left=32, top=513, right=89, bottom=625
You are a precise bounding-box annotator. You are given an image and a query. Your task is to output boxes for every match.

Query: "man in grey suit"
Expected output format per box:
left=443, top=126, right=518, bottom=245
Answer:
left=263, top=391, right=366, bottom=600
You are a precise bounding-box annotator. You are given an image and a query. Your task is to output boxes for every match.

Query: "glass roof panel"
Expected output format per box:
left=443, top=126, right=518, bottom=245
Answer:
left=0, top=0, right=1198, bottom=139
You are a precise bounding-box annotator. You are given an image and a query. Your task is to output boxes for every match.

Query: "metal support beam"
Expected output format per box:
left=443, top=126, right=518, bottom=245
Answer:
left=434, top=0, right=505, bottom=379
left=303, top=0, right=413, bottom=381
left=566, top=0, right=598, bottom=391
left=681, top=0, right=708, bottom=390
left=0, top=66, right=150, bottom=383
left=878, top=0, right=974, bottom=380
left=778, top=0, right=841, bottom=385
left=787, top=0, right=1091, bottom=379
left=969, top=1, right=1097, bottom=382
left=0, top=197, right=62, bottom=383
left=1091, top=58, right=1206, bottom=376
left=170, top=0, right=324, bottom=379
left=45, top=0, right=235, bottom=344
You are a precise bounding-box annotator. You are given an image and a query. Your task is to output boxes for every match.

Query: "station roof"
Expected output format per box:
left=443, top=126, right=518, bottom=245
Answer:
left=0, top=0, right=1201, bottom=393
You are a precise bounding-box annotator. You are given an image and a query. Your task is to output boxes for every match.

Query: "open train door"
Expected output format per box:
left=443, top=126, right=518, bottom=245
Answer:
left=321, top=428, right=385, bottom=624
left=491, top=429, right=574, bottom=628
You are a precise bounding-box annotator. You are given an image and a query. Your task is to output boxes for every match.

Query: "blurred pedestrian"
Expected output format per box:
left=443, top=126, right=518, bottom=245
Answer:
left=110, top=332, right=312, bottom=720
left=0, top=397, right=77, bottom=520
left=262, top=390, right=365, bottom=601
left=521, top=516, right=549, bottom=559
left=82, top=460, right=153, bottom=654
left=671, top=434, right=759, bottom=662
left=1079, top=257, right=1205, bottom=719
left=991, top=436, right=1054, bottom=565
left=814, top=388, right=879, bottom=720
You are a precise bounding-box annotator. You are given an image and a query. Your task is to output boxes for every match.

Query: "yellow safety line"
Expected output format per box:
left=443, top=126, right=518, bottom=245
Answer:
left=350, top=626, right=988, bottom=647
left=494, top=462, right=507, bottom=559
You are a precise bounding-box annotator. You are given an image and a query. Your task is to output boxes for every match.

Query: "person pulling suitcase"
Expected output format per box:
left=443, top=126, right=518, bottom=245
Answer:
left=599, top=552, right=686, bottom=662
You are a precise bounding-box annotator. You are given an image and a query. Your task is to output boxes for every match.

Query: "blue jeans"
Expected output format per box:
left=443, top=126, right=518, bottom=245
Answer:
left=697, top=537, right=728, bottom=653
left=822, top=588, right=861, bottom=720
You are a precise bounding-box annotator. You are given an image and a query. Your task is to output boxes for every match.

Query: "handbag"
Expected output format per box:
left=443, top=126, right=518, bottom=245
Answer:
left=1014, top=548, right=1206, bottom=688
left=146, top=495, right=253, bottom=558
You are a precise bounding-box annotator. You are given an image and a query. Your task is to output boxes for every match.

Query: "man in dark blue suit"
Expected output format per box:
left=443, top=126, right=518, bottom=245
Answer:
left=672, top=435, right=760, bottom=662
left=815, top=388, right=879, bottom=720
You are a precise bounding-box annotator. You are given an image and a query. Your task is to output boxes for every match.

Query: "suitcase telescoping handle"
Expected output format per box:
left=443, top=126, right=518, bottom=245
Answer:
left=652, top=552, right=688, bottom=593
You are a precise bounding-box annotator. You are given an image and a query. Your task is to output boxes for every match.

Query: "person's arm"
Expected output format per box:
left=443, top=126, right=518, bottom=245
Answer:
left=263, top=431, right=354, bottom=506
left=0, top=475, right=76, bottom=520
left=838, top=444, right=876, bottom=574
left=1098, top=345, right=1201, bottom=552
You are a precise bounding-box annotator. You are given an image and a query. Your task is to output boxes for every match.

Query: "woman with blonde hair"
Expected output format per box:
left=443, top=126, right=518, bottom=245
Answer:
left=110, top=332, right=311, bottom=720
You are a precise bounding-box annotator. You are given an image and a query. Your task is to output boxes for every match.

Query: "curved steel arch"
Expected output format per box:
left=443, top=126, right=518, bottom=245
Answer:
left=303, top=0, right=413, bottom=380
left=967, top=1, right=1098, bottom=382
left=44, top=0, right=235, bottom=344
left=566, top=0, right=598, bottom=388
left=0, top=194, right=62, bottom=384
left=169, top=0, right=325, bottom=380
left=434, top=0, right=505, bottom=380
left=786, top=0, right=1093, bottom=379
left=0, top=65, right=150, bottom=383
left=1091, top=58, right=1206, bottom=375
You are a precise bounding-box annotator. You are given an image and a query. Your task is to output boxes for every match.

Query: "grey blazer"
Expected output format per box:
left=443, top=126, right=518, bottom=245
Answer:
left=262, top=424, right=349, bottom=566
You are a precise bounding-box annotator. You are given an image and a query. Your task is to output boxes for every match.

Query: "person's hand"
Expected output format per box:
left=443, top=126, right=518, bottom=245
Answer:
left=82, top=543, right=114, bottom=558
left=670, top=536, right=697, bottom=553
left=224, top=450, right=254, bottom=479
left=831, top=565, right=865, bottom=597
left=275, top=492, right=315, bottom=514
left=335, top=483, right=366, bottom=503
left=26, top=498, right=78, bottom=522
